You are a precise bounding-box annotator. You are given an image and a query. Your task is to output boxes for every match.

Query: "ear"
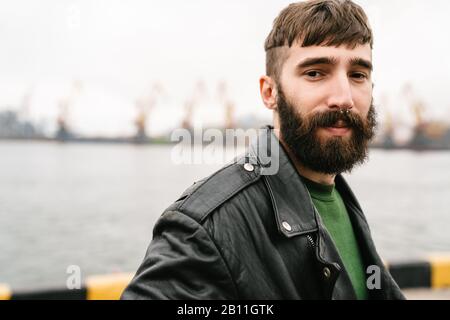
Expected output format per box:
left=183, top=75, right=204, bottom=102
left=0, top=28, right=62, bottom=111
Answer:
left=259, top=75, right=278, bottom=111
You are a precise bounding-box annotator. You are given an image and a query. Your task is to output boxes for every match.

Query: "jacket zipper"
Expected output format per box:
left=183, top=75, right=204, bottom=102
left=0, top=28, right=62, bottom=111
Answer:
left=306, top=234, right=316, bottom=250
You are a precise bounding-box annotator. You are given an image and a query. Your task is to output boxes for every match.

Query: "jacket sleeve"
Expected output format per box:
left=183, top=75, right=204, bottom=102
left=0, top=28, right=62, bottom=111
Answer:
left=120, top=210, right=238, bottom=300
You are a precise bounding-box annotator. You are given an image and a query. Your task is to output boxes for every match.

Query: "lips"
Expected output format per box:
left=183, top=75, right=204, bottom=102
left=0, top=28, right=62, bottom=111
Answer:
left=321, top=120, right=351, bottom=137
left=331, top=120, right=348, bottom=128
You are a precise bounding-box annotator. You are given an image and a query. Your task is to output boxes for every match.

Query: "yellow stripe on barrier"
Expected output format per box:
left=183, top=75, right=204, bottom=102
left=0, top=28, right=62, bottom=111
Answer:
left=86, top=273, right=133, bottom=300
left=428, top=255, right=450, bottom=288
left=0, top=284, right=11, bottom=300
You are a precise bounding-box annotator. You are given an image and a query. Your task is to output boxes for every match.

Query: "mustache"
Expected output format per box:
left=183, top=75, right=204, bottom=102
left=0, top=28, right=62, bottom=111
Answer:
left=303, top=108, right=376, bottom=139
left=308, top=109, right=363, bottom=130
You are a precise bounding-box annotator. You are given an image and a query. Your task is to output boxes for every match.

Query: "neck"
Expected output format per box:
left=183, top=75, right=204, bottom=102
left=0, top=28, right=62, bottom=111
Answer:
left=291, top=158, right=336, bottom=186
left=273, top=127, right=336, bottom=186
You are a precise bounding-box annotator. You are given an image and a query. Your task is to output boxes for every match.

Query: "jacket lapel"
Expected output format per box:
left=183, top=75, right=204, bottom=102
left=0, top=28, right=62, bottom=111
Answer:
left=249, top=126, right=318, bottom=237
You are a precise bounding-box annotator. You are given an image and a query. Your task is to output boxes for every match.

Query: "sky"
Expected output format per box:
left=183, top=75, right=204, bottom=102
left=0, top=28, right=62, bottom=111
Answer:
left=1, top=0, right=450, bottom=137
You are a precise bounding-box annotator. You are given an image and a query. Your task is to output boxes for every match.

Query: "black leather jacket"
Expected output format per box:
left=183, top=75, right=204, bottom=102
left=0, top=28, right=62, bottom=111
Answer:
left=121, top=127, right=405, bottom=300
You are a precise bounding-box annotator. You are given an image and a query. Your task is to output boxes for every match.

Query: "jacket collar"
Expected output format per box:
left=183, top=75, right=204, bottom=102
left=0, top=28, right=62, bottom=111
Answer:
left=248, top=126, right=318, bottom=237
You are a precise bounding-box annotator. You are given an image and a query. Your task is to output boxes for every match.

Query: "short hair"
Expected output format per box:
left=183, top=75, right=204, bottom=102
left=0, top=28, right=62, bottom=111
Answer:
left=264, top=0, right=373, bottom=80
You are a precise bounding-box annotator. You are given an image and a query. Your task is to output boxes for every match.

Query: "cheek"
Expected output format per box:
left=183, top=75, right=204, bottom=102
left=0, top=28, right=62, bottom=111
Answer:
left=286, top=86, right=323, bottom=114
left=354, top=88, right=372, bottom=115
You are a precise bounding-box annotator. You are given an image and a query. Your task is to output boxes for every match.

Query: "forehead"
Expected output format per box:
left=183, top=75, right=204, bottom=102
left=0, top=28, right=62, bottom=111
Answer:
left=283, top=43, right=372, bottom=69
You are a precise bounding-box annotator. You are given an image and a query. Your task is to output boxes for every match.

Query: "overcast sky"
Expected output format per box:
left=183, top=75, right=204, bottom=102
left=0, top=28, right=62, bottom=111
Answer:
left=1, top=0, right=449, bottom=136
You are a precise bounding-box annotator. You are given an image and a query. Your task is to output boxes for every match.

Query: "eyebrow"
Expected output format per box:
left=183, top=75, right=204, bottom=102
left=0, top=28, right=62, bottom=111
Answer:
left=296, top=56, right=373, bottom=71
left=350, top=57, right=373, bottom=71
left=296, top=57, right=338, bottom=69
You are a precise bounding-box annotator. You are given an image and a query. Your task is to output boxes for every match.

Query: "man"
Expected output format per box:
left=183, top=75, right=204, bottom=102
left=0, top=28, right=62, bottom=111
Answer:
left=122, top=0, right=405, bottom=300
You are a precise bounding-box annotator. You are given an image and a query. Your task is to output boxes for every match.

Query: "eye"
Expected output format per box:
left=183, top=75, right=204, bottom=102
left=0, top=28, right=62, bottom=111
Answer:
left=304, top=70, right=324, bottom=79
left=350, top=72, right=368, bottom=81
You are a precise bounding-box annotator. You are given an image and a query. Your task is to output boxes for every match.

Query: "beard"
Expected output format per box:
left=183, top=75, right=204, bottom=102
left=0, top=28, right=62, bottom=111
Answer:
left=277, top=87, right=377, bottom=175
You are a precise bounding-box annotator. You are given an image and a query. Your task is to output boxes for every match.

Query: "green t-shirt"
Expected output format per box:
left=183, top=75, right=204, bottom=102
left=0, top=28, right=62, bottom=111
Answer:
left=301, top=176, right=368, bottom=300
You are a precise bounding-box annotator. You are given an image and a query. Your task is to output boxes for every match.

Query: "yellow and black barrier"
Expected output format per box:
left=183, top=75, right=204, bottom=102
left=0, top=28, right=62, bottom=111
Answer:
left=389, top=256, right=450, bottom=289
left=0, top=273, right=133, bottom=300
left=1, top=257, right=450, bottom=299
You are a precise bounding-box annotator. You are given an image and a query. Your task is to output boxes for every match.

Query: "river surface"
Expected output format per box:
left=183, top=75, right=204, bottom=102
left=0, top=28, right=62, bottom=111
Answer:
left=1, top=141, right=449, bottom=289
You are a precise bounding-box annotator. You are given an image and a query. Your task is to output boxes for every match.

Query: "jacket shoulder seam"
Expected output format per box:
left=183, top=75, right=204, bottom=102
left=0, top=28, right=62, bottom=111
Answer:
left=178, top=161, right=236, bottom=209
left=178, top=161, right=261, bottom=223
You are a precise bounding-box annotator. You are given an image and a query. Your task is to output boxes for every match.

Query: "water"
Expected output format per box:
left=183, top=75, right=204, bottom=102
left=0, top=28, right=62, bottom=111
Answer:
left=1, top=141, right=449, bottom=290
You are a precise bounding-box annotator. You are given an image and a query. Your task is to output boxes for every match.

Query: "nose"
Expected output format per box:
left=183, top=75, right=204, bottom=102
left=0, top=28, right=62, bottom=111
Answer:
left=326, top=74, right=354, bottom=111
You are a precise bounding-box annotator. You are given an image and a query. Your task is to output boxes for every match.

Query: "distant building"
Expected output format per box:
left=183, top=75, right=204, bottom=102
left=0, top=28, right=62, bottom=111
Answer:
left=0, top=110, right=44, bottom=139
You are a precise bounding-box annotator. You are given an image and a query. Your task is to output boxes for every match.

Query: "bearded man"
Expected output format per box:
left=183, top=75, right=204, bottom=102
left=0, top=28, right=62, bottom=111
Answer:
left=122, top=0, right=405, bottom=300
